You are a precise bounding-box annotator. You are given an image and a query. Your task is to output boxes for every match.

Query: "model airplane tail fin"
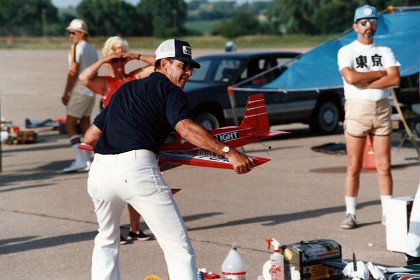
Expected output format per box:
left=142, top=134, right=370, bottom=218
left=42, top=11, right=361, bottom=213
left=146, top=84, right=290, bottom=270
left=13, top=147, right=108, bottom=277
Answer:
left=239, top=94, right=270, bottom=133
left=209, top=94, right=287, bottom=149
left=166, top=94, right=282, bottom=151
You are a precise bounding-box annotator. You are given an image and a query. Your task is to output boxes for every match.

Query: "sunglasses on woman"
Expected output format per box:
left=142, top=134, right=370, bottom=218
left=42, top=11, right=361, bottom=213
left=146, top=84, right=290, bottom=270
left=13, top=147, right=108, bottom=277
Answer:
left=111, top=58, right=127, bottom=64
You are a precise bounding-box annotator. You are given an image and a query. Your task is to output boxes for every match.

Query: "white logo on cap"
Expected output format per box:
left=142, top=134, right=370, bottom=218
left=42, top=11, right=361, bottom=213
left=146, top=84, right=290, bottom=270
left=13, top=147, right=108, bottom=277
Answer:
left=363, top=8, right=373, bottom=16
left=182, top=46, right=191, bottom=56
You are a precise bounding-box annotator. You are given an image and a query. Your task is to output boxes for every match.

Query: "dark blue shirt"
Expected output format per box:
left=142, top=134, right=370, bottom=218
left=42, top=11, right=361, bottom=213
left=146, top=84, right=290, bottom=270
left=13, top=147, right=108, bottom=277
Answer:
left=93, top=72, right=191, bottom=155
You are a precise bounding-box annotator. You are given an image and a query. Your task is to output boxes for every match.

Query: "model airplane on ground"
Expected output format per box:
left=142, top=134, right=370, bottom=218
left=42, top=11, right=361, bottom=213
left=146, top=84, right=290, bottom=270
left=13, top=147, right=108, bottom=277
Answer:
left=323, top=259, right=420, bottom=279
left=79, top=94, right=288, bottom=170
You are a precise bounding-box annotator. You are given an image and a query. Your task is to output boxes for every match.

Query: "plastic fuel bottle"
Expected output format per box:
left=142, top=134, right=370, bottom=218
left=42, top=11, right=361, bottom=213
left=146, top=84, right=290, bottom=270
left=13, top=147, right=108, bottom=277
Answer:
left=221, top=243, right=247, bottom=280
left=266, top=238, right=284, bottom=280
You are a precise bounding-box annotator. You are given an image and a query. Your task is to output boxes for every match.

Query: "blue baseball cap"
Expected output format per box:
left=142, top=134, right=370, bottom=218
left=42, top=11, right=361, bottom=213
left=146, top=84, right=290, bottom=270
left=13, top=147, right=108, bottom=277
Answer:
left=354, top=5, right=378, bottom=23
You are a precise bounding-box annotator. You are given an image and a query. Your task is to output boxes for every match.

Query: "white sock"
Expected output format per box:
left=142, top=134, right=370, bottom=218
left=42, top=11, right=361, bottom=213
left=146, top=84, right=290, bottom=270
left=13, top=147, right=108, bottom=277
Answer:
left=68, top=135, right=84, bottom=164
left=83, top=150, right=92, bottom=162
left=345, top=196, right=357, bottom=216
left=69, top=135, right=81, bottom=146
left=380, top=195, right=392, bottom=217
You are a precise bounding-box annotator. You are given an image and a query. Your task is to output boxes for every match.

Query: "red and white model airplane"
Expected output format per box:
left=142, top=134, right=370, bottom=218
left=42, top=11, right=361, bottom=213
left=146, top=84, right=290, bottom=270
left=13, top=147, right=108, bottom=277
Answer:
left=79, top=94, right=288, bottom=170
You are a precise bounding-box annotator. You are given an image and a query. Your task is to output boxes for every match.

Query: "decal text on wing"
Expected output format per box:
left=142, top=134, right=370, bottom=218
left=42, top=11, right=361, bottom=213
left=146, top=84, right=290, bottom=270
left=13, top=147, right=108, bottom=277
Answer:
left=215, top=131, right=239, bottom=142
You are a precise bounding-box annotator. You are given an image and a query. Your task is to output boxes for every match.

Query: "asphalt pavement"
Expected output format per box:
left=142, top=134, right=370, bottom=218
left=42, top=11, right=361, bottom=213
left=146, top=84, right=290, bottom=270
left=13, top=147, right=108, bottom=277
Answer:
left=1, top=48, right=419, bottom=280
left=1, top=123, right=420, bottom=280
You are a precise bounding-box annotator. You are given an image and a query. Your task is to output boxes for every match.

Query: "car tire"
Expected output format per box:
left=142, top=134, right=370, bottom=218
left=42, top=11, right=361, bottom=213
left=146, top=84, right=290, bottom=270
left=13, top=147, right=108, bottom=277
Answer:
left=309, top=101, right=340, bottom=135
left=195, top=112, right=220, bottom=130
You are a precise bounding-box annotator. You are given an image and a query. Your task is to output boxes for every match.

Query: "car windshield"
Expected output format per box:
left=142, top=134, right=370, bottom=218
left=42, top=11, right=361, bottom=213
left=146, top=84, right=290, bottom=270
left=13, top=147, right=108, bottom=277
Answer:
left=189, top=57, right=244, bottom=83
left=189, top=55, right=298, bottom=85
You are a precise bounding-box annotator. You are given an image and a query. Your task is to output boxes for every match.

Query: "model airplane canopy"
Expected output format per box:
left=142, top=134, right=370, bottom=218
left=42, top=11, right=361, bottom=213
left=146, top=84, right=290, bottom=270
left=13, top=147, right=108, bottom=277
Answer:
left=258, top=7, right=420, bottom=91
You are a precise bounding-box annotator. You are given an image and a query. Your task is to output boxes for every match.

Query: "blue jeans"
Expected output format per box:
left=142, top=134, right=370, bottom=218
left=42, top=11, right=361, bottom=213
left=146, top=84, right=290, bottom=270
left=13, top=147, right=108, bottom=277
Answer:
left=88, top=149, right=197, bottom=280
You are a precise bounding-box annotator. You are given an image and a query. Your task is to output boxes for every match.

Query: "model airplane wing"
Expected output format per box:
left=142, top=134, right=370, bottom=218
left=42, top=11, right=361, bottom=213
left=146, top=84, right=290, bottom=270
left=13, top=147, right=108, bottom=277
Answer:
left=79, top=94, right=287, bottom=170
left=159, top=93, right=288, bottom=169
left=78, top=143, right=93, bottom=151
left=159, top=150, right=270, bottom=169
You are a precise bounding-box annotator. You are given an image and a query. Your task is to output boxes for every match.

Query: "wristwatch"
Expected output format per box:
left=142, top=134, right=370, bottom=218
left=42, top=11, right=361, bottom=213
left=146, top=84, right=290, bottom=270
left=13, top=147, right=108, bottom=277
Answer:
left=222, top=146, right=231, bottom=157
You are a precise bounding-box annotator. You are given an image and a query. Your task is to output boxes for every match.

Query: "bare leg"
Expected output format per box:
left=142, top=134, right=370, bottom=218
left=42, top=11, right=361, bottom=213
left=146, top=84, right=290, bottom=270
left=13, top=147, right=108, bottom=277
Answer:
left=63, top=115, right=89, bottom=172
left=371, top=134, right=393, bottom=196
left=344, top=132, right=365, bottom=197
left=65, top=115, right=79, bottom=137
left=79, top=115, right=91, bottom=135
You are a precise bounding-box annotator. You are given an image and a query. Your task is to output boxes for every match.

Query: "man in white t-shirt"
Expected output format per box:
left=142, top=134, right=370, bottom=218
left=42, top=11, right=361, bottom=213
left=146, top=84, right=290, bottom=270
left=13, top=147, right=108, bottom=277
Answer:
left=61, top=19, right=98, bottom=173
left=337, top=5, right=400, bottom=229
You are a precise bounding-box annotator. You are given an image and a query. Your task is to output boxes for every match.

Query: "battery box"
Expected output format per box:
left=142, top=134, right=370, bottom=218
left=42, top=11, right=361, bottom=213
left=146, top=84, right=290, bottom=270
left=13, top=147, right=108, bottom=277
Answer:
left=281, top=239, right=343, bottom=280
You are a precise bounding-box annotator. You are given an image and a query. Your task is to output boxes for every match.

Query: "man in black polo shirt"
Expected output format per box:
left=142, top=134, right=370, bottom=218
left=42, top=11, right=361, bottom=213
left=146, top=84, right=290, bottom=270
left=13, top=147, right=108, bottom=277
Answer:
left=84, top=39, right=255, bottom=280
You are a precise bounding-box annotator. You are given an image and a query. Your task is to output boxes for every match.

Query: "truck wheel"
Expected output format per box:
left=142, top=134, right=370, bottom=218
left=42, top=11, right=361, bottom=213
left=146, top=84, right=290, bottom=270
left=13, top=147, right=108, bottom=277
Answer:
left=309, top=101, right=340, bottom=134
left=195, top=112, right=220, bottom=130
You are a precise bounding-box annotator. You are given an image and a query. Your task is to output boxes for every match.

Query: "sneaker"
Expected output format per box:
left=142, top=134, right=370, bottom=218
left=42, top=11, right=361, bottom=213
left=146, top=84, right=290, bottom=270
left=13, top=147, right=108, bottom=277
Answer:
left=120, top=235, right=129, bottom=245
left=63, top=160, right=88, bottom=173
left=406, top=253, right=420, bottom=265
left=127, top=231, right=153, bottom=241
left=341, top=213, right=357, bottom=229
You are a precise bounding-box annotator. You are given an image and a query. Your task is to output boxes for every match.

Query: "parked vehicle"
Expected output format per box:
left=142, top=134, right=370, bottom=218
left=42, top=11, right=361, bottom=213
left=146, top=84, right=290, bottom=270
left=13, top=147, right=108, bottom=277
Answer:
left=184, top=51, right=345, bottom=134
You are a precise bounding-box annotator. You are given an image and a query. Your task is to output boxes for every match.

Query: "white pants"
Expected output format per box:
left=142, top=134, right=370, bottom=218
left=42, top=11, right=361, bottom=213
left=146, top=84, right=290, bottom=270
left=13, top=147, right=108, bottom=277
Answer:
left=407, top=183, right=420, bottom=257
left=88, top=149, right=197, bottom=280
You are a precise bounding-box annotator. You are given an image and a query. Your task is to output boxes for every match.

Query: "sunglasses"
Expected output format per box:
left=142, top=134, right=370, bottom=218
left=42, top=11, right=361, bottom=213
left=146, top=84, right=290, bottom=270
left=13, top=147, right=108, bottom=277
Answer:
left=176, top=62, right=195, bottom=74
left=68, top=31, right=76, bottom=36
left=359, top=18, right=378, bottom=26
left=111, top=57, right=127, bottom=64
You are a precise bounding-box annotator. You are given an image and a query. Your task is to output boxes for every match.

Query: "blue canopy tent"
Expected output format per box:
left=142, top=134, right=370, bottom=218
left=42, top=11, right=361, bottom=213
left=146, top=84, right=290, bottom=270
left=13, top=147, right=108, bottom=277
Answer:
left=232, top=7, right=419, bottom=155
left=226, top=7, right=419, bottom=136
left=257, top=7, right=419, bottom=92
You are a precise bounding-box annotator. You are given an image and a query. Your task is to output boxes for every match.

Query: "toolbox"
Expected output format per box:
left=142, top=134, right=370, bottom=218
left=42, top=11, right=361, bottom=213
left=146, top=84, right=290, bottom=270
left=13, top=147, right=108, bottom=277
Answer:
left=281, top=239, right=343, bottom=280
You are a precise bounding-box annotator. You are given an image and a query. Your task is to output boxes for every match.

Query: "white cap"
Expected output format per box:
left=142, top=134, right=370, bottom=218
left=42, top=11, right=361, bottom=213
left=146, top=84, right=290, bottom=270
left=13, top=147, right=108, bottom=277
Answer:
left=66, top=19, right=89, bottom=35
left=155, top=39, right=200, bottom=68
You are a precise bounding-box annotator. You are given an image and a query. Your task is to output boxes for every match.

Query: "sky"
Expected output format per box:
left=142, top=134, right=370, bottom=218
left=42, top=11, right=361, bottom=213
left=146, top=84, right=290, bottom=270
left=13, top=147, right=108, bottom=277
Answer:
left=51, top=0, right=264, bottom=8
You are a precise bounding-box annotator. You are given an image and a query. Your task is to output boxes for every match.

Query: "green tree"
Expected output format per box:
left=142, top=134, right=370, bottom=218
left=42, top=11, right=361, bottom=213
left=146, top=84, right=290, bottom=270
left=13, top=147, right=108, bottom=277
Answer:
left=0, top=0, right=60, bottom=36
left=137, top=0, right=187, bottom=37
left=76, top=0, right=140, bottom=36
left=272, top=0, right=419, bottom=35
left=187, top=1, right=236, bottom=21
left=213, top=11, right=262, bottom=38
left=310, top=0, right=356, bottom=34
left=272, top=0, right=318, bottom=34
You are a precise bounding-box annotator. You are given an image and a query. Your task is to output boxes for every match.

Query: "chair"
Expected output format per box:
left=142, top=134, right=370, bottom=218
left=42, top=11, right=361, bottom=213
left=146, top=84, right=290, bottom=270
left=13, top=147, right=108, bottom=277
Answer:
left=392, top=88, right=420, bottom=158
